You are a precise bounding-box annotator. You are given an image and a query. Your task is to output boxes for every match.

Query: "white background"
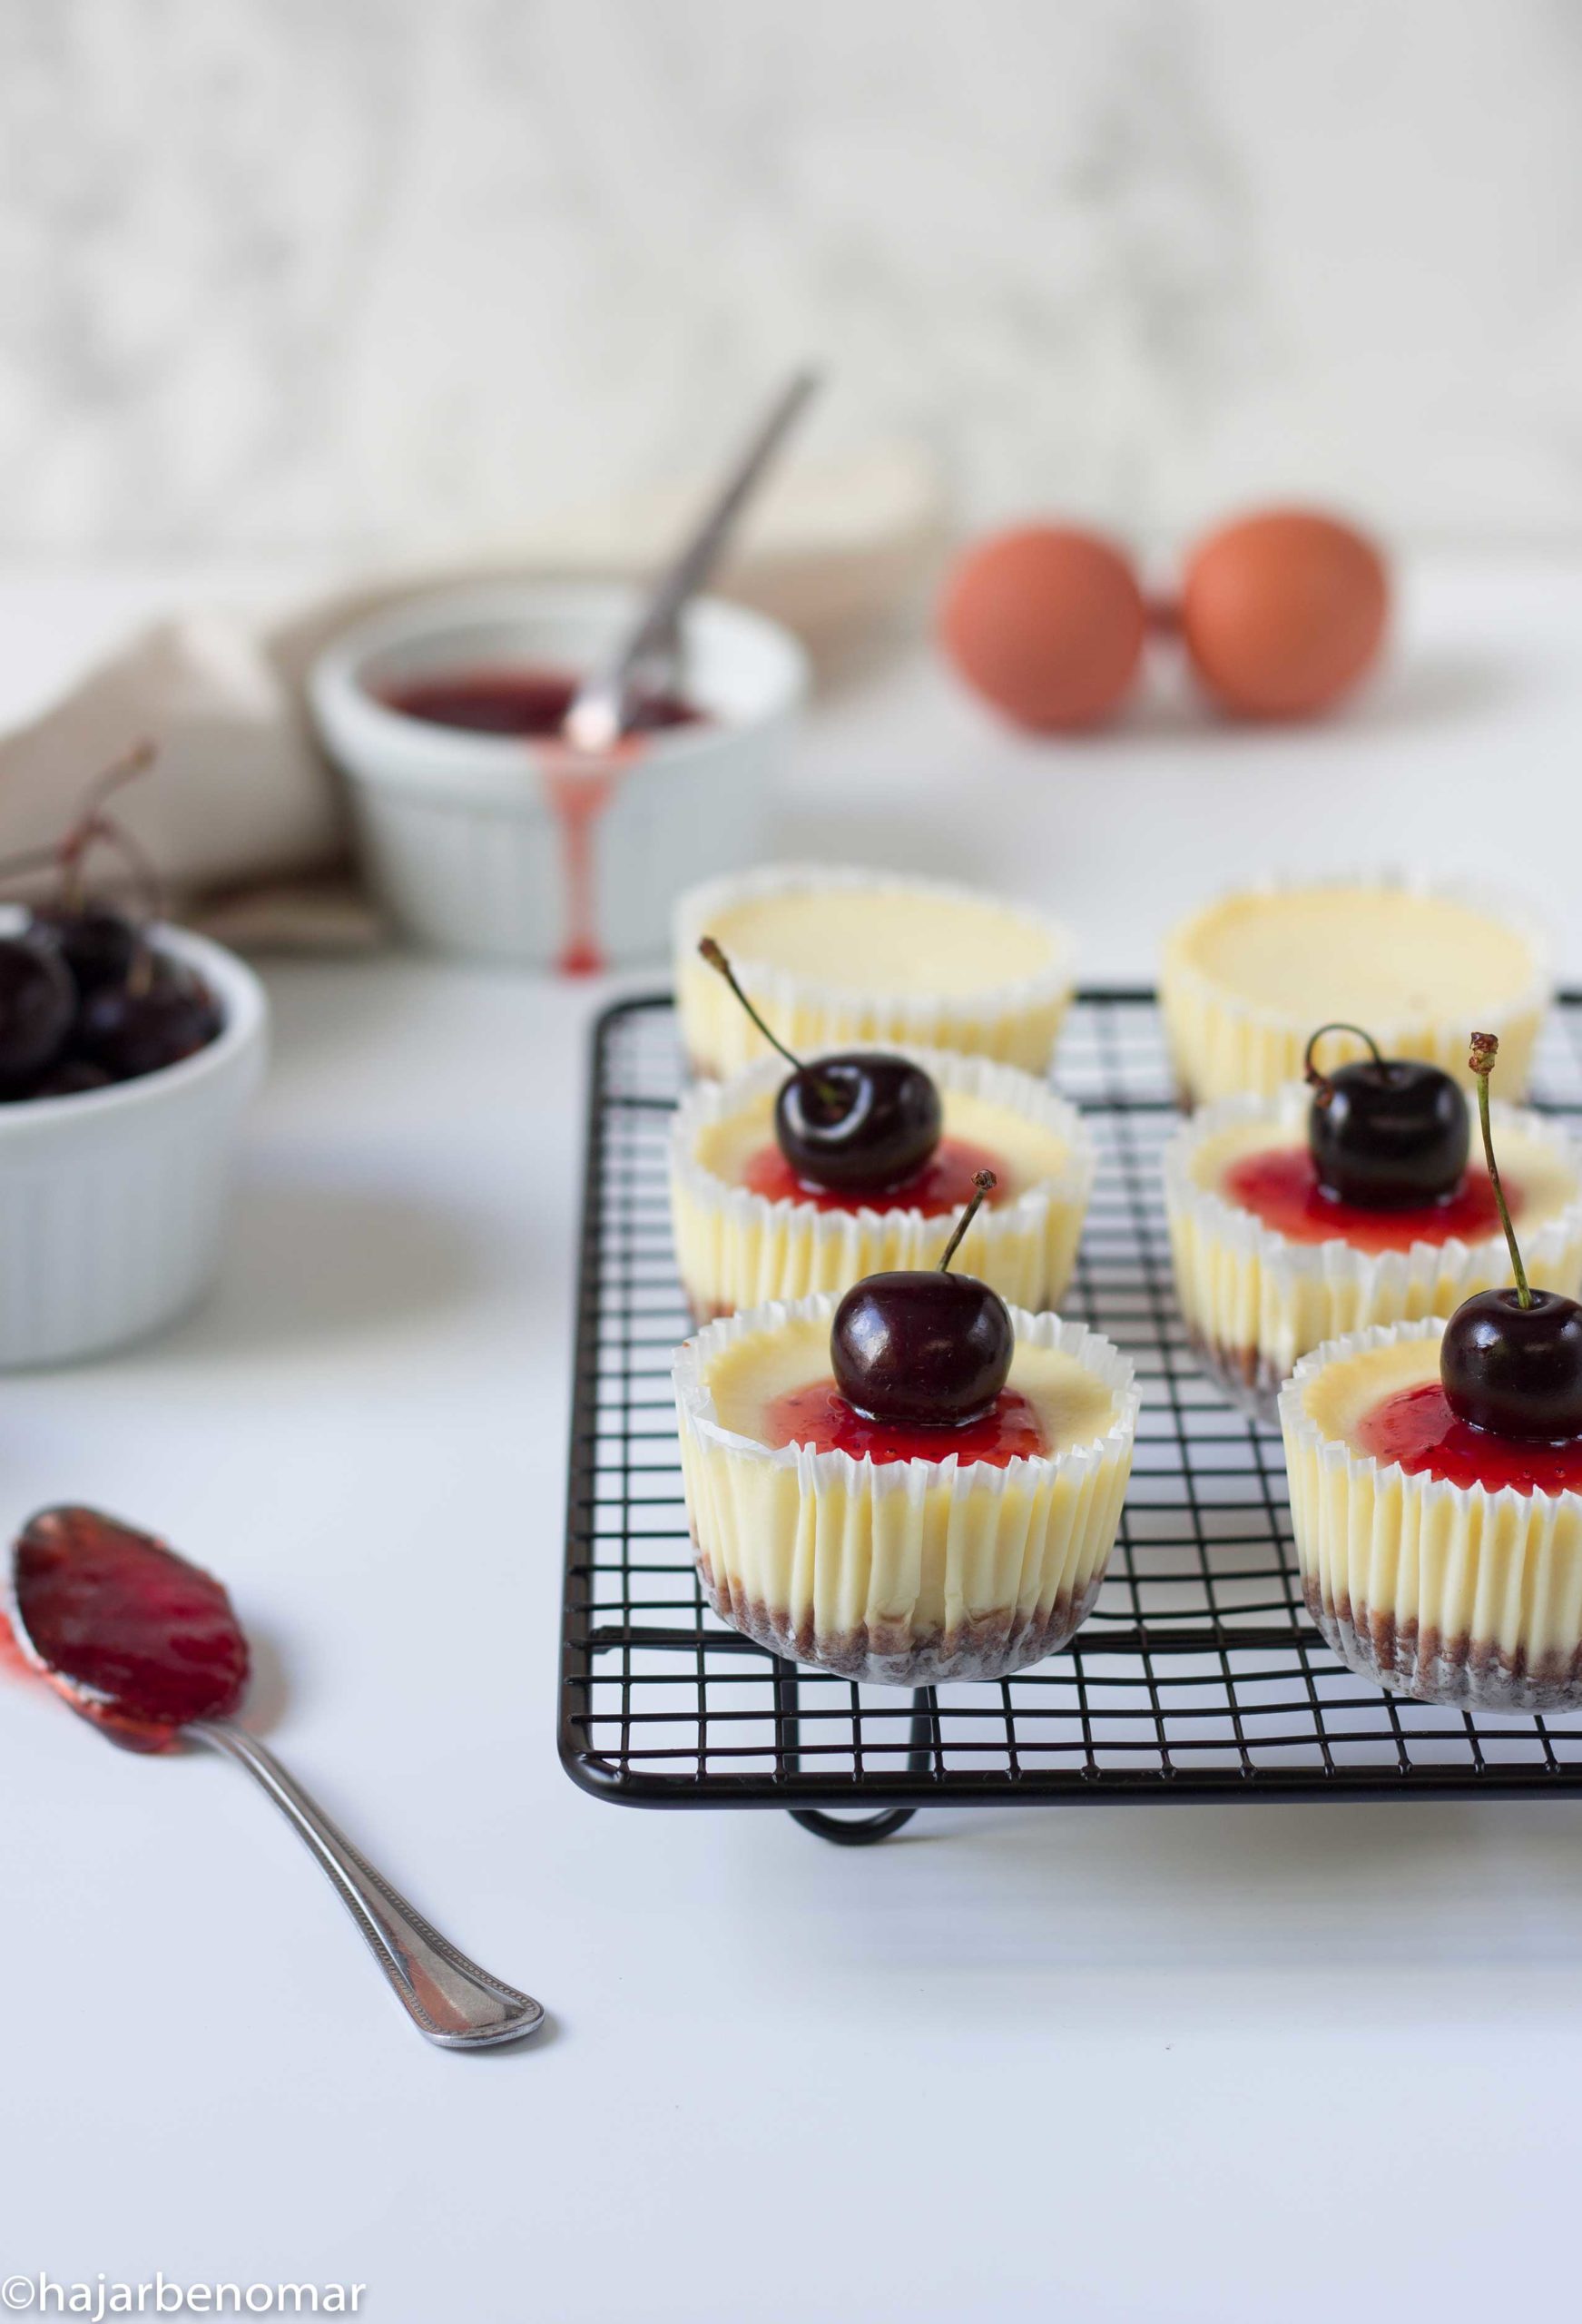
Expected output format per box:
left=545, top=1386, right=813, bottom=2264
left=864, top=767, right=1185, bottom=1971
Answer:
left=5, top=6, right=1582, bottom=2318
left=3, top=0, right=1582, bottom=556
left=4, top=562, right=1582, bottom=2323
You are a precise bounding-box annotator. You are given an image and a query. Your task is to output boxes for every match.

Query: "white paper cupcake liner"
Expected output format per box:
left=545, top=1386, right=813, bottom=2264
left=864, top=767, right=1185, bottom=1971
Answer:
left=1281, top=1317, right=1582, bottom=1710
left=673, top=1292, right=1137, bottom=1685
left=1165, top=1086, right=1582, bottom=1423
left=1160, top=872, right=1549, bottom=1106
left=670, top=1045, right=1096, bottom=1321
left=673, top=862, right=1075, bottom=1079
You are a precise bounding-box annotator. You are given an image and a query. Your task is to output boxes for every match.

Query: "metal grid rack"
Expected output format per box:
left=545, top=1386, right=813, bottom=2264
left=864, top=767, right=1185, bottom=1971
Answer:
left=560, top=990, right=1582, bottom=1842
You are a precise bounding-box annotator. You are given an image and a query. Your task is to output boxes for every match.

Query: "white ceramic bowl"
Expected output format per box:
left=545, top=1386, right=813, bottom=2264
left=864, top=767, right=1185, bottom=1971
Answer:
left=0, top=922, right=268, bottom=1368
left=308, top=582, right=808, bottom=970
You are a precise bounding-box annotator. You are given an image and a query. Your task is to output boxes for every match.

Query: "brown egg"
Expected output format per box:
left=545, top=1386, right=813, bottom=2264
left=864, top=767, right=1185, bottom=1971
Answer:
left=1181, top=508, right=1389, bottom=718
left=939, top=525, right=1146, bottom=731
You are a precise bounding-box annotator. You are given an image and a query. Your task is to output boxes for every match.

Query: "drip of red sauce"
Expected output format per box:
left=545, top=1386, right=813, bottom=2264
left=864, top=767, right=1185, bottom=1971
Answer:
left=742, top=1137, right=1010, bottom=1216
left=11, top=1506, right=250, bottom=1754
left=1222, top=1147, right=1511, bottom=1254
left=762, top=1380, right=1047, bottom=1467
left=380, top=665, right=706, bottom=981
left=1355, top=1382, right=1582, bottom=1495
left=539, top=753, right=625, bottom=977
left=0, top=1610, right=34, bottom=1682
left=381, top=666, right=702, bottom=738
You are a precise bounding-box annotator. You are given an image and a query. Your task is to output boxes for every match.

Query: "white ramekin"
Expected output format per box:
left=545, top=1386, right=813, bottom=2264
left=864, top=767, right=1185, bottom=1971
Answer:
left=0, top=923, right=268, bottom=1368
left=308, top=582, right=809, bottom=970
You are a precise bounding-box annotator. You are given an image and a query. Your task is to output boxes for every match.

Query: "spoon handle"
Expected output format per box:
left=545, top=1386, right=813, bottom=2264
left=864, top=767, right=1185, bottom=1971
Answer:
left=564, top=366, right=819, bottom=749
left=190, top=1719, right=544, bottom=2048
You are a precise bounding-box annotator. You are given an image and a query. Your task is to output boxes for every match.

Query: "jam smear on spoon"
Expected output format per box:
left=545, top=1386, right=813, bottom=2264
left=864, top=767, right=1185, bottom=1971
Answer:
left=11, top=1505, right=249, bottom=1753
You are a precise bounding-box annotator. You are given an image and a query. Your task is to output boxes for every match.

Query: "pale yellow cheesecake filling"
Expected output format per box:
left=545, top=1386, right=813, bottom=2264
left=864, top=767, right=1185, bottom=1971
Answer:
left=675, top=865, right=1075, bottom=1078
left=1165, top=1087, right=1582, bottom=1418
left=1281, top=1320, right=1582, bottom=1709
left=674, top=1295, right=1136, bottom=1684
left=1161, top=882, right=1546, bottom=1103
left=700, top=889, right=1056, bottom=995
left=705, top=1312, right=1118, bottom=1450
left=671, top=1049, right=1094, bottom=1317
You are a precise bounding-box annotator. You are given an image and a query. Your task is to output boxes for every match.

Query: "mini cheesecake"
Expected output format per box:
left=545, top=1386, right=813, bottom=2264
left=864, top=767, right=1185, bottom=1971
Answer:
left=1166, top=1085, right=1582, bottom=1420
left=1162, top=881, right=1547, bottom=1105
left=1282, top=1317, right=1582, bottom=1709
left=674, top=1293, right=1137, bottom=1684
left=675, top=863, right=1075, bottom=1079
left=671, top=1046, right=1095, bottom=1322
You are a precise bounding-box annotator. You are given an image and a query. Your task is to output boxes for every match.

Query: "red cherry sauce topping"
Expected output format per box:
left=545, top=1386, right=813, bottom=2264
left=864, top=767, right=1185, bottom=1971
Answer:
left=1223, top=1147, right=1510, bottom=1254
left=382, top=666, right=702, bottom=736
left=12, top=1506, right=250, bottom=1752
left=1355, top=1383, right=1582, bottom=1495
left=382, top=668, right=703, bottom=981
left=743, top=1136, right=1007, bottom=1216
left=763, top=1380, right=1046, bottom=1467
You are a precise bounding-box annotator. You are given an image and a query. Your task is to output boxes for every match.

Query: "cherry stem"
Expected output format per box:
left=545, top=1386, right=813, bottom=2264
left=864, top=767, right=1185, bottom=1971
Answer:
left=697, top=937, right=840, bottom=1107
left=57, top=740, right=157, bottom=913
left=0, top=741, right=159, bottom=911
left=1469, top=1030, right=1530, bottom=1308
left=938, top=1170, right=996, bottom=1275
left=93, top=812, right=166, bottom=940
left=1303, top=1020, right=1389, bottom=1106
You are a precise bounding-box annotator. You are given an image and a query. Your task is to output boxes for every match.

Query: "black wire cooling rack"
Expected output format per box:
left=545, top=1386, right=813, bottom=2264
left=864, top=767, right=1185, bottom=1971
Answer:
left=560, top=990, right=1582, bottom=1844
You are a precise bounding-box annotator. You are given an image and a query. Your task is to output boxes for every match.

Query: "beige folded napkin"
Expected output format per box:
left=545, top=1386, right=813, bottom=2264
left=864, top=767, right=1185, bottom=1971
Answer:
left=0, top=444, right=947, bottom=950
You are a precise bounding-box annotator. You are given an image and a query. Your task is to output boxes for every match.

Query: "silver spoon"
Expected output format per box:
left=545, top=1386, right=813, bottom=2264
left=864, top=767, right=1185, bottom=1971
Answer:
left=9, top=1508, right=544, bottom=2050
left=562, top=366, right=820, bottom=753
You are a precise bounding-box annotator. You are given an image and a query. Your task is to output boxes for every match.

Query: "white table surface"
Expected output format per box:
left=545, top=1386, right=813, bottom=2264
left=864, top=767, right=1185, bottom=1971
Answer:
left=5, top=557, right=1582, bottom=2324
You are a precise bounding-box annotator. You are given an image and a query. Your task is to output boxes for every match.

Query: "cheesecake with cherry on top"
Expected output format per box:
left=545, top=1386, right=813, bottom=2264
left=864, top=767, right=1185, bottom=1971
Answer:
left=1282, top=1032, right=1582, bottom=1709
left=675, top=863, right=1075, bottom=1079
left=1166, top=1039, right=1582, bottom=1420
left=674, top=1181, right=1136, bottom=1684
left=1161, top=880, right=1547, bottom=1105
left=1283, top=1317, right=1582, bottom=1709
left=672, top=1044, right=1094, bottom=1321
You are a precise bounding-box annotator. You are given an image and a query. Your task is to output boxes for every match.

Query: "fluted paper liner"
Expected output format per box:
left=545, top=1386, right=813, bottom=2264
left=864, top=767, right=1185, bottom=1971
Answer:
left=1160, top=873, right=1548, bottom=1106
left=674, top=862, right=1075, bottom=1079
left=674, top=1292, right=1137, bottom=1685
left=1281, top=1317, right=1582, bottom=1710
left=1166, top=1086, right=1582, bottom=1422
left=671, top=1046, right=1096, bottom=1320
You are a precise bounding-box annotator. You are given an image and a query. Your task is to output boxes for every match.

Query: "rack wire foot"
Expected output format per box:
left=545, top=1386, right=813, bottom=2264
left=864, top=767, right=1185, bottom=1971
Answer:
left=789, top=1807, right=917, bottom=1846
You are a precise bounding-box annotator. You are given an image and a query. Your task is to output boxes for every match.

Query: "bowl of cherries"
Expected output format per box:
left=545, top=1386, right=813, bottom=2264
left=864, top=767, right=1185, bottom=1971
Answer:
left=0, top=751, right=268, bottom=1367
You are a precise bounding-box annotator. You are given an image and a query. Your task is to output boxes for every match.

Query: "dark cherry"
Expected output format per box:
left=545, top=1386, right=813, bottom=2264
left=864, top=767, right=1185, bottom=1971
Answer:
left=74, top=957, right=221, bottom=1081
left=830, top=1171, right=1012, bottom=1427
left=1440, top=1031, right=1582, bottom=1442
left=775, top=1052, right=942, bottom=1193
left=4, top=1059, right=113, bottom=1104
left=699, top=935, right=942, bottom=1193
left=1305, top=1021, right=1468, bottom=1208
left=1440, top=1288, right=1582, bottom=1441
left=29, top=902, right=140, bottom=995
left=0, top=931, right=74, bottom=1078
